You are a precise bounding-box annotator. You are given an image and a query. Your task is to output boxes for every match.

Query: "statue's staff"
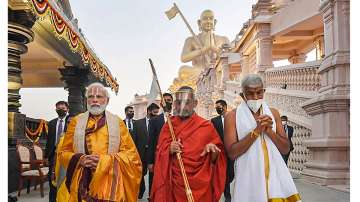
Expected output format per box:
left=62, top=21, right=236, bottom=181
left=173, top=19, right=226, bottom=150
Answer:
left=148, top=58, right=195, bottom=202
left=165, top=3, right=211, bottom=65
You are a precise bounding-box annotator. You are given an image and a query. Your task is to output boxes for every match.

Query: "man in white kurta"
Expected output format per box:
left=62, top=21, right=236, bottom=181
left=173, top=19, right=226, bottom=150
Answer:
left=224, top=74, right=301, bottom=202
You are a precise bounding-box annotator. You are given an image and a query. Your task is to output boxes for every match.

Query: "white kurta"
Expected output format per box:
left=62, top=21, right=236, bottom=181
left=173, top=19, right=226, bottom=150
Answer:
left=232, top=102, right=301, bottom=202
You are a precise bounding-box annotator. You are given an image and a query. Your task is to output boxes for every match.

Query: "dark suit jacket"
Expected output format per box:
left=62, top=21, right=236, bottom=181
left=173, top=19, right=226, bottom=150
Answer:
left=147, top=113, right=165, bottom=165
left=45, top=116, right=71, bottom=171
left=133, top=117, right=150, bottom=166
left=285, top=125, right=294, bottom=152
left=211, top=115, right=234, bottom=182
left=123, top=119, right=136, bottom=141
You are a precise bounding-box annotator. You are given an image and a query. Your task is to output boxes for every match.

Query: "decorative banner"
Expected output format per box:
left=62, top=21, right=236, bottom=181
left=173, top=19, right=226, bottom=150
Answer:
left=30, top=0, right=119, bottom=93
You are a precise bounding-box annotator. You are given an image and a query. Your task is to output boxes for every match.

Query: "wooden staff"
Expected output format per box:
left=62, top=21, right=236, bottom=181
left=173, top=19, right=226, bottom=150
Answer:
left=148, top=59, right=194, bottom=202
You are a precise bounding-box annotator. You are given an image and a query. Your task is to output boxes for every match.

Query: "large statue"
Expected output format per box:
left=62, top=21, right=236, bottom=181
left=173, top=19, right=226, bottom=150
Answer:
left=170, top=9, right=229, bottom=92
left=181, top=9, right=230, bottom=70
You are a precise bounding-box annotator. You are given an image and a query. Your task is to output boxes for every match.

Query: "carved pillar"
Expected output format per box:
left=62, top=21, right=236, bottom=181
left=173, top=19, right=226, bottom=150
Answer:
left=8, top=8, right=35, bottom=145
left=288, top=52, right=307, bottom=64
left=301, top=0, right=350, bottom=185
left=255, top=23, right=273, bottom=81
left=314, top=35, right=325, bottom=60
left=240, top=54, right=249, bottom=74
left=60, top=67, right=89, bottom=117
left=219, top=53, right=230, bottom=96
left=8, top=7, right=36, bottom=193
left=8, top=9, right=35, bottom=113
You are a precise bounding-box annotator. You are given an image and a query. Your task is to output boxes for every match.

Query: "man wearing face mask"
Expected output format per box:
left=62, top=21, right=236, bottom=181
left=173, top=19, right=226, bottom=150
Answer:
left=46, top=101, right=70, bottom=202
left=224, top=74, right=301, bottom=202
left=151, top=86, right=226, bottom=202
left=124, top=106, right=136, bottom=140
left=147, top=93, right=173, bottom=197
left=281, top=115, right=294, bottom=165
left=211, top=99, right=234, bottom=202
left=133, top=103, right=160, bottom=199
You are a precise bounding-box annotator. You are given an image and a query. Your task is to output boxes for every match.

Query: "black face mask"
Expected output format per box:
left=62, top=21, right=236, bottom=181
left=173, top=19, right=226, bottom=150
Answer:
left=164, top=102, right=172, bottom=112
left=56, top=109, right=67, bottom=117
left=216, top=107, right=223, bottom=115
left=127, top=113, right=134, bottom=119
left=149, top=113, right=157, bottom=118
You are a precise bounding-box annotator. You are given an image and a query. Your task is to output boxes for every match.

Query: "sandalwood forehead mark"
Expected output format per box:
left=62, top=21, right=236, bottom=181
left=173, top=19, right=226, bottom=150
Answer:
left=89, top=86, right=103, bottom=96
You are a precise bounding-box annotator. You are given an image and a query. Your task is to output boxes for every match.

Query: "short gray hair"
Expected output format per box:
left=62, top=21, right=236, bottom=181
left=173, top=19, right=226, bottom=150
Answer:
left=85, top=82, right=110, bottom=98
left=241, top=74, right=264, bottom=91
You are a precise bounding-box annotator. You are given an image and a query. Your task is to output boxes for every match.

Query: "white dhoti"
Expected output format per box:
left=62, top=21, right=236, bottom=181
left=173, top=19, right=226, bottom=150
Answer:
left=232, top=102, right=301, bottom=202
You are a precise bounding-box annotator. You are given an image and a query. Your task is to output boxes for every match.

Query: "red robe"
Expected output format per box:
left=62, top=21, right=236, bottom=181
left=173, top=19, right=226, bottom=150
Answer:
left=151, top=113, right=227, bottom=202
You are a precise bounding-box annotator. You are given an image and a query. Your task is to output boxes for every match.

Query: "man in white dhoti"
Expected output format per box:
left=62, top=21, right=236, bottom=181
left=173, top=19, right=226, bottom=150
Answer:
left=224, top=74, right=301, bottom=202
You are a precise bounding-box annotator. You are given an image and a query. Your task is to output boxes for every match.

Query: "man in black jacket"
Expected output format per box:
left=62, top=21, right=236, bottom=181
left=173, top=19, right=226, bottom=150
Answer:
left=45, top=101, right=71, bottom=202
left=281, top=115, right=294, bottom=165
left=133, top=103, right=160, bottom=199
left=211, top=99, right=234, bottom=202
left=147, top=93, right=173, bottom=197
left=124, top=106, right=136, bottom=140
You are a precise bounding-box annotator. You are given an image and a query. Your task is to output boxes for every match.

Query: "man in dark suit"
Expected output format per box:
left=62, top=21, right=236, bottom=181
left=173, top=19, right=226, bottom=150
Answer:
left=147, top=93, right=173, bottom=197
left=124, top=106, right=136, bottom=140
left=211, top=99, right=234, bottom=202
left=133, top=103, right=160, bottom=199
left=45, top=101, right=71, bottom=202
left=281, top=115, right=294, bottom=165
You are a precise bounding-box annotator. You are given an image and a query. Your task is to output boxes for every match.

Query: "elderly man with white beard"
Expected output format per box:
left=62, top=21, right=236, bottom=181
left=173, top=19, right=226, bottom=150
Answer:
left=58, top=82, right=142, bottom=202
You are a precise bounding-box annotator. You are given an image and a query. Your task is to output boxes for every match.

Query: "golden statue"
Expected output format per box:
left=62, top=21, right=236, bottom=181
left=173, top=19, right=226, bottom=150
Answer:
left=169, top=9, right=230, bottom=92
left=181, top=10, right=230, bottom=69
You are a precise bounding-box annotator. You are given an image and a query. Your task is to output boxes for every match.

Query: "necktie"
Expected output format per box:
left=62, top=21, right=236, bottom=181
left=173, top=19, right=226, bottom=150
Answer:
left=284, top=125, right=288, bottom=136
left=127, top=119, right=132, bottom=131
left=56, top=119, right=64, bottom=145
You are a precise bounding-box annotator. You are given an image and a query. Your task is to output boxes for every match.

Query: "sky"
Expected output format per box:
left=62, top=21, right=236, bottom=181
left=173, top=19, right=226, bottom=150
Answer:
left=20, top=0, right=258, bottom=120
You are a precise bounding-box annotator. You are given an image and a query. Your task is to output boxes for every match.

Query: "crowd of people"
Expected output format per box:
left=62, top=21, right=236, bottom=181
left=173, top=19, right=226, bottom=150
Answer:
left=44, top=74, right=298, bottom=202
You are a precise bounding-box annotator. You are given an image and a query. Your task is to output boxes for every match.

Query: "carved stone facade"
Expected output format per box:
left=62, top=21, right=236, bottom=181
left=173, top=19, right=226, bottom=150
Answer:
left=184, top=0, right=350, bottom=186
left=288, top=122, right=312, bottom=173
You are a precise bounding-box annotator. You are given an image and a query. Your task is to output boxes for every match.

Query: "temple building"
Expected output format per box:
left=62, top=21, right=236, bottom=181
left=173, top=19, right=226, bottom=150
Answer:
left=170, top=0, right=349, bottom=187
left=8, top=0, right=119, bottom=192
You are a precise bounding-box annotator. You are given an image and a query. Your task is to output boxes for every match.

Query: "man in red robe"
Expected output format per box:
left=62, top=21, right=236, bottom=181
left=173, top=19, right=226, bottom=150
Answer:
left=151, top=86, right=227, bottom=202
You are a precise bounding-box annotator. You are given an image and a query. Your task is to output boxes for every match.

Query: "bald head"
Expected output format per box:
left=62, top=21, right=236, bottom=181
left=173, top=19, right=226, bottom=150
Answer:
left=198, top=9, right=216, bottom=32
left=200, top=9, right=214, bottom=19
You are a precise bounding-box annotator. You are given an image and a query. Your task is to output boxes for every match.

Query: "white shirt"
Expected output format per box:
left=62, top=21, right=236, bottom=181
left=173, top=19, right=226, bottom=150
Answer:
left=221, top=115, right=224, bottom=130
left=125, top=118, right=133, bottom=130
left=146, top=117, right=150, bottom=132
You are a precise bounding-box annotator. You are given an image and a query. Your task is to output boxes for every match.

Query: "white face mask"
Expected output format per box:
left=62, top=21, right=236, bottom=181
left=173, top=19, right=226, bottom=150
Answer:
left=244, top=95, right=263, bottom=113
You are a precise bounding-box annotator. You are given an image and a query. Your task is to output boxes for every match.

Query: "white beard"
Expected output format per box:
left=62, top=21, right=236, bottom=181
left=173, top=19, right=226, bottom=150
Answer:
left=88, top=103, right=107, bottom=115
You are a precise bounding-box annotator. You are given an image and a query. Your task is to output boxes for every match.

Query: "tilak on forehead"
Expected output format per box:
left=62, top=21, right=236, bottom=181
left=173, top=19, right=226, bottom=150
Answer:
left=89, top=86, right=104, bottom=96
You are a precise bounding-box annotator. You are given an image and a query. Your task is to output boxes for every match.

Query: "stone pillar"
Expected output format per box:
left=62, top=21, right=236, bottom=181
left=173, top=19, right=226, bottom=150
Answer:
left=8, top=8, right=36, bottom=193
left=288, top=52, right=307, bottom=64
left=255, top=23, right=273, bottom=81
left=220, top=53, right=230, bottom=91
left=8, top=8, right=35, bottom=144
left=314, top=35, right=325, bottom=60
left=8, top=9, right=35, bottom=113
left=301, top=0, right=350, bottom=185
left=60, top=67, right=89, bottom=117
left=240, top=54, right=249, bottom=74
